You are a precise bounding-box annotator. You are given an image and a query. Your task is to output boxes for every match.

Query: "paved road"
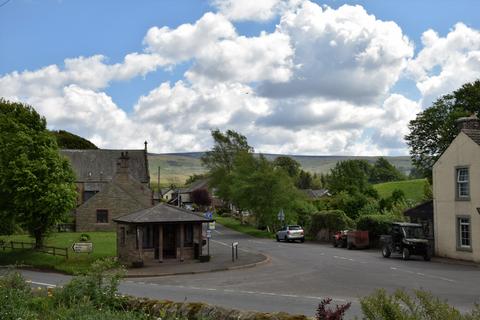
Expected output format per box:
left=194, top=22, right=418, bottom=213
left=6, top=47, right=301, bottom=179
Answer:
left=20, top=224, right=480, bottom=318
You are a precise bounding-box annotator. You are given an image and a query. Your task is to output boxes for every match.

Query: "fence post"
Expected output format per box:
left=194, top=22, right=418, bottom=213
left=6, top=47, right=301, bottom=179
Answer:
left=53, top=247, right=56, bottom=256
left=65, top=247, right=68, bottom=259
left=10, top=241, right=13, bottom=250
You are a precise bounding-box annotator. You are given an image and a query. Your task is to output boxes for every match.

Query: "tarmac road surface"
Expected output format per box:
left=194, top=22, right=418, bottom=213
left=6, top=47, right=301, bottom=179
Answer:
left=18, top=224, right=480, bottom=318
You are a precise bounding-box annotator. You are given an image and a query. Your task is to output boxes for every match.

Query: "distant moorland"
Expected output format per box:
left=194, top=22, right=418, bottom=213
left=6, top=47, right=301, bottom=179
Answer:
left=148, top=152, right=413, bottom=187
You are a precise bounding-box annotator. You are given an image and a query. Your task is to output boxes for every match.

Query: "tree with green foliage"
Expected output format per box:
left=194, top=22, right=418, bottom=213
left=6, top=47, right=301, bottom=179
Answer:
left=51, top=130, right=98, bottom=149
left=0, top=99, right=77, bottom=247
left=229, top=152, right=305, bottom=229
left=405, top=79, right=480, bottom=179
left=370, top=157, right=405, bottom=183
left=325, top=160, right=373, bottom=194
left=201, top=129, right=253, bottom=203
left=273, top=156, right=301, bottom=177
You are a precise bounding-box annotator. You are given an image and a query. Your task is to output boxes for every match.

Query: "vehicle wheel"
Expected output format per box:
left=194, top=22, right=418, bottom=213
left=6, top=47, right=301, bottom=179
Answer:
left=423, top=251, right=431, bottom=261
left=284, top=235, right=289, bottom=242
left=382, top=245, right=391, bottom=258
left=402, top=248, right=410, bottom=260
left=300, top=238, right=305, bottom=243
left=276, top=235, right=280, bottom=242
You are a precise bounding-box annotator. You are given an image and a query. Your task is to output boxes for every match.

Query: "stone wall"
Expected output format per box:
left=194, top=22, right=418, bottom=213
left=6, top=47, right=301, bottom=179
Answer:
left=120, top=296, right=310, bottom=320
left=76, top=174, right=152, bottom=232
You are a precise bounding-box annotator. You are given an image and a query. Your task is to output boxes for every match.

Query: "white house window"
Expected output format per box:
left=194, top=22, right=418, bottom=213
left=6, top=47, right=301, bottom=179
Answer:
left=458, top=217, right=471, bottom=249
left=456, top=168, right=470, bottom=199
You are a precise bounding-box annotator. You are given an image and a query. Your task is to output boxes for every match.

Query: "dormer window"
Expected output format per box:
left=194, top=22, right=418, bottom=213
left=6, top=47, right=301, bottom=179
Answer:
left=456, top=167, right=470, bottom=200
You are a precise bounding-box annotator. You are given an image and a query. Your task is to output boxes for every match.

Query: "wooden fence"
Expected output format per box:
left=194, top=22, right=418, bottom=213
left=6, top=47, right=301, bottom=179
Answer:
left=0, top=241, right=69, bottom=259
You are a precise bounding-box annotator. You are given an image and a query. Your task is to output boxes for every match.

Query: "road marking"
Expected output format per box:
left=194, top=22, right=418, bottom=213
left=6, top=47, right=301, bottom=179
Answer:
left=213, top=230, right=223, bottom=235
left=390, top=267, right=455, bottom=283
left=26, top=280, right=57, bottom=288
left=151, top=284, right=350, bottom=302
left=210, top=239, right=230, bottom=247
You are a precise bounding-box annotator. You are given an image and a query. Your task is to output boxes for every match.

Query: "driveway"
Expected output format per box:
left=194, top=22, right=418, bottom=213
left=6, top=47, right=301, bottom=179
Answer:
left=19, top=224, right=480, bottom=318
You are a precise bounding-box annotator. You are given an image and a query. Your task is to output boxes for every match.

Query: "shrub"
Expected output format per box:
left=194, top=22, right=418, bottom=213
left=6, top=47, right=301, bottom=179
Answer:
left=309, top=210, right=354, bottom=238
left=316, top=298, right=351, bottom=320
left=54, top=257, right=125, bottom=309
left=79, top=233, right=91, bottom=241
left=360, top=289, right=480, bottom=320
left=355, top=214, right=397, bottom=243
left=0, top=271, right=36, bottom=320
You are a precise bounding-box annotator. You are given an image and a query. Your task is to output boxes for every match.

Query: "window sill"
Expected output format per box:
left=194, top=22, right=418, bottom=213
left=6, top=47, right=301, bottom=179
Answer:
left=456, top=246, right=472, bottom=252
left=96, top=222, right=109, bottom=224
left=455, top=197, right=471, bottom=202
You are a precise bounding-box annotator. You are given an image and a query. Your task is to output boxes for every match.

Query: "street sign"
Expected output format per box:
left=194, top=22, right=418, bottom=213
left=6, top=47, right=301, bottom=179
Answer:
left=72, top=242, right=93, bottom=253
left=277, top=209, right=285, bottom=221
left=206, top=230, right=212, bottom=238
left=204, top=211, right=213, bottom=219
left=208, top=222, right=216, bottom=230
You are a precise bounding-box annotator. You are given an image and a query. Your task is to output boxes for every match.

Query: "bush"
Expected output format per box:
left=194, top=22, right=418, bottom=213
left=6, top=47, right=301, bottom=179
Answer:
left=54, top=257, right=125, bottom=309
left=316, top=298, right=351, bottom=320
left=355, top=214, right=398, bottom=243
left=309, top=210, right=354, bottom=239
left=79, top=233, right=90, bottom=241
left=0, top=271, right=36, bottom=320
left=360, top=289, right=480, bottom=320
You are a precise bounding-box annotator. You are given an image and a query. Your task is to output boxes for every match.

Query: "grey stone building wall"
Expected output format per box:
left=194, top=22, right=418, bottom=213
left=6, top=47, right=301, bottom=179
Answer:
left=75, top=176, right=152, bottom=232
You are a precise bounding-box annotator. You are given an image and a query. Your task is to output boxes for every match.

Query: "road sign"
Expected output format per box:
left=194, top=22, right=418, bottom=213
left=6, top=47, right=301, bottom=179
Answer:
left=208, top=222, right=216, bottom=230
left=206, top=230, right=212, bottom=238
left=277, top=209, right=285, bottom=221
left=204, top=211, right=213, bottom=219
left=72, top=242, right=93, bottom=253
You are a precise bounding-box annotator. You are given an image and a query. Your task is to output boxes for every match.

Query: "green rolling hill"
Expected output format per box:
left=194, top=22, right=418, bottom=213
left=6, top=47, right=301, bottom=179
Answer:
left=148, top=152, right=414, bottom=188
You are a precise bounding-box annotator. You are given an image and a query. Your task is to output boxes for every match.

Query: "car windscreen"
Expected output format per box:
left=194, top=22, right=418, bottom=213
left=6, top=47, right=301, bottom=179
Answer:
left=402, top=226, right=425, bottom=239
left=288, top=226, right=302, bottom=230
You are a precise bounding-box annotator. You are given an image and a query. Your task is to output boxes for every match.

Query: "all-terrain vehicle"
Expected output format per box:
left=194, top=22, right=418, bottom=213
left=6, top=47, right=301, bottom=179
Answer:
left=380, top=222, right=431, bottom=261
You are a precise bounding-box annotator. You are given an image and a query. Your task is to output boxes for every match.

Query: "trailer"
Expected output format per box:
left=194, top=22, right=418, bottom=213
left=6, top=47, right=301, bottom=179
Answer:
left=346, top=230, right=369, bottom=249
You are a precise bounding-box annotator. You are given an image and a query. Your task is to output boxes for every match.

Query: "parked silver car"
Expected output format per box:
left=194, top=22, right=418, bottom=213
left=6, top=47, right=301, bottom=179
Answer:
left=276, top=225, right=305, bottom=242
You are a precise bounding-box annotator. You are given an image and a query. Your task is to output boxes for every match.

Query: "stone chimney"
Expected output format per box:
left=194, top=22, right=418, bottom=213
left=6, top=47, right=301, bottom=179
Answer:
left=456, top=114, right=480, bottom=132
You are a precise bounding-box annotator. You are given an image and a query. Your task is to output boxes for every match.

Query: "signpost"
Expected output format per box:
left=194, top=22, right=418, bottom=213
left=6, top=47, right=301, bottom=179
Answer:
left=209, top=221, right=215, bottom=230
left=206, top=230, right=211, bottom=256
left=72, top=242, right=93, bottom=254
left=232, top=242, right=239, bottom=262
left=277, top=209, right=285, bottom=222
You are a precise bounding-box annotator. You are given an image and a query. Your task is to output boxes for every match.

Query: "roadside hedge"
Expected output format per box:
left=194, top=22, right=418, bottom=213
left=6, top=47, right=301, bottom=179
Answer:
left=355, top=214, right=398, bottom=243
left=309, top=210, right=354, bottom=239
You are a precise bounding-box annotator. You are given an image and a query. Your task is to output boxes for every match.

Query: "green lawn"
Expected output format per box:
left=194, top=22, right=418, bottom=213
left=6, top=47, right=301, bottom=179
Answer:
left=214, top=214, right=274, bottom=239
left=0, top=232, right=116, bottom=274
left=374, top=178, right=428, bottom=204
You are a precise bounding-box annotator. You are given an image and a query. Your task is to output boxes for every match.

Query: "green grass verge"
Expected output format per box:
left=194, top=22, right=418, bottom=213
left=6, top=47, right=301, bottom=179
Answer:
left=0, top=232, right=115, bottom=274
left=214, top=214, right=274, bottom=239
left=374, top=178, right=428, bottom=204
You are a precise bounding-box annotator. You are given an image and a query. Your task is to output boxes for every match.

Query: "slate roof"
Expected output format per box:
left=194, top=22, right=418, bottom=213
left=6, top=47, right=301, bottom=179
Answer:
left=113, top=203, right=214, bottom=224
left=178, top=179, right=210, bottom=193
left=301, top=189, right=330, bottom=199
left=462, top=129, right=480, bottom=146
left=60, top=149, right=149, bottom=183
left=404, top=200, right=433, bottom=220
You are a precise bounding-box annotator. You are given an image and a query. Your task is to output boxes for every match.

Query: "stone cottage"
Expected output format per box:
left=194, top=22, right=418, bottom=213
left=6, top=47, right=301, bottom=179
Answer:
left=61, top=143, right=153, bottom=232
left=114, top=203, right=213, bottom=266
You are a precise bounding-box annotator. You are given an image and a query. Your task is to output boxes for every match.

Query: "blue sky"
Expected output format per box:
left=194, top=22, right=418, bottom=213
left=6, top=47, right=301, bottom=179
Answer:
left=1, top=0, right=479, bottom=155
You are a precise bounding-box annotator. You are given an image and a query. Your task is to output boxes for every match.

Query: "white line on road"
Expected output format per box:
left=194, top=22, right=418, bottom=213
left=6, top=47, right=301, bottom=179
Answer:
left=213, top=230, right=223, bottom=235
left=26, top=280, right=57, bottom=288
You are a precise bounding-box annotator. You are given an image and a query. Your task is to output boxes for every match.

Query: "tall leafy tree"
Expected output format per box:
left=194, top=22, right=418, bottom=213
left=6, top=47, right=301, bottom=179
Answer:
left=230, top=152, right=303, bottom=229
left=201, top=129, right=253, bottom=203
left=0, top=99, right=77, bottom=247
left=325, top=160, right=373, bottom=194
left=370, top=157, right=405, bottom=183
left=273, top=156, right=301, bottom=177
left=405, top=79, right=480, bottom=179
